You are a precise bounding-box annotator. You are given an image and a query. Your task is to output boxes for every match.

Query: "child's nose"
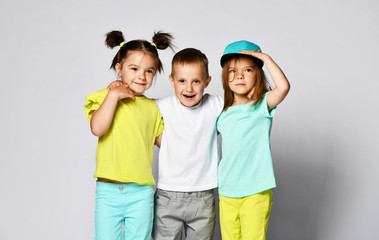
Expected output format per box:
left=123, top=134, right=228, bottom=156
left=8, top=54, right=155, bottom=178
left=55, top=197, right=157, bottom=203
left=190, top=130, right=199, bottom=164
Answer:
left=138, top=71, right=146, bottom=80
left=186, top=83, right=194, bottom=92
left=236, top=72, right=244, bottom=80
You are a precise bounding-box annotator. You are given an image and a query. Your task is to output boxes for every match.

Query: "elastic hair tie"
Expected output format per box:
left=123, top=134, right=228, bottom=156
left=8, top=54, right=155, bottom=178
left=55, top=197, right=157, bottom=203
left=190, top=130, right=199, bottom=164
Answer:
left=119, top=42, right=126, bottom=48
left=151, top=43, right=157, bottom=49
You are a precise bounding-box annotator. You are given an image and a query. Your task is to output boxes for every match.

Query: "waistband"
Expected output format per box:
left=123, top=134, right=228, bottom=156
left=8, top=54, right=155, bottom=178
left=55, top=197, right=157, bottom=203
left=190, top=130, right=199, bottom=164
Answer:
left=157, top=188, right=214, bottom=198
left=96, top=181, right=153, bottom=193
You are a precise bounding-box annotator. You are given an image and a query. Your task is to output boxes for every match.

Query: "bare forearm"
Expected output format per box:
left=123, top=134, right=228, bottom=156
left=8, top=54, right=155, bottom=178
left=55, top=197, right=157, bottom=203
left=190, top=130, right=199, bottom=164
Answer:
left=263, top=55, right=290, bottom=110
left=264, top=55, right=290, bottom=94
left=90, top=92, right=119, bottom=136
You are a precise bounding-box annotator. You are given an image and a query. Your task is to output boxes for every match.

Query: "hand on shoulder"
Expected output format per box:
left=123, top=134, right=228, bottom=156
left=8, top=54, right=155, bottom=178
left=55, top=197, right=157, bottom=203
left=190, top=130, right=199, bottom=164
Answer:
left=108, top=83, right=136, bottom=101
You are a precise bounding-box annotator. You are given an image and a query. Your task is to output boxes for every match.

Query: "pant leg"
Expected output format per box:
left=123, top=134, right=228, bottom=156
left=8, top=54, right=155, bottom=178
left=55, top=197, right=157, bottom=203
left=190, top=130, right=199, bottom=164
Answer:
left=219, top=194, right=242, bottom=240
left=94, top=181, right=124, bottom=240
left=240, top=190, right=273, bottom=240
left=185, top=190, right=216, bottom=240
left=152, top=189, right=185, bottom=240
left=123, top=183, right=155, bottom=240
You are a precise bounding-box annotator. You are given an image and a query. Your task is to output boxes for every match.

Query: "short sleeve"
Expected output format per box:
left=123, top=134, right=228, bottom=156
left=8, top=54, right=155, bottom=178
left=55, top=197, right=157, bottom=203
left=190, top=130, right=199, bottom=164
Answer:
left=262, top=92, right=276, bottom=118
left=84, top=88, right=108, bottom=122
left=154, top=111, right=165, bottom=138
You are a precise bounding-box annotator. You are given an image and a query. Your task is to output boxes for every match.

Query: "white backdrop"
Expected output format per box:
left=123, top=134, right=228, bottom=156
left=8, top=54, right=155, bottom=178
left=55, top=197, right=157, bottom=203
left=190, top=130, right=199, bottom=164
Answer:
left=0, top=0, right=378, bottom=239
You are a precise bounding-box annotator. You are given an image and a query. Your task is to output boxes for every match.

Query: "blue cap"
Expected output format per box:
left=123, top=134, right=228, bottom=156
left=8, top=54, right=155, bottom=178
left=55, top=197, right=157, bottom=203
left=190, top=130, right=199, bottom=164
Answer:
left=220, top=40, right=263, bottom=68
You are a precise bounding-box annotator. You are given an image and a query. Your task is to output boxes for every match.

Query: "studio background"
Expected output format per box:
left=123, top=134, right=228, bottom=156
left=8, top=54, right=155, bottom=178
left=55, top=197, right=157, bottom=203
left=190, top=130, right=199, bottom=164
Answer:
left=0, top=0, right=378, bottom=239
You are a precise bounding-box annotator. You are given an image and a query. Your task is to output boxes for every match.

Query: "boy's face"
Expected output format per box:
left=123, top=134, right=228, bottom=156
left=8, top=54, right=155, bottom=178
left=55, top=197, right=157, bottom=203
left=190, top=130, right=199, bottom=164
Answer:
left=170, top=63, right=211, bottom=107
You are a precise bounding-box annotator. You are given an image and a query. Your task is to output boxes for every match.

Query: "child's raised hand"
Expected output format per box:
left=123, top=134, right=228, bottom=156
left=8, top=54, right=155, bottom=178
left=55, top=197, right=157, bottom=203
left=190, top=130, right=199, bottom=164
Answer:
left=238, top=50, right=268, bottom=62
left=107, top=80, right=123, bottom=91
left=239, top=50, right=290, bottom=110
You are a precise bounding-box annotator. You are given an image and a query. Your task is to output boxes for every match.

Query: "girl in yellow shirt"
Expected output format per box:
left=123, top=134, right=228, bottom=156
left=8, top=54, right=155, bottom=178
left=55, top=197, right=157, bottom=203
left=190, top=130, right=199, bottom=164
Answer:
left=84, top=30, right=173, bottom=240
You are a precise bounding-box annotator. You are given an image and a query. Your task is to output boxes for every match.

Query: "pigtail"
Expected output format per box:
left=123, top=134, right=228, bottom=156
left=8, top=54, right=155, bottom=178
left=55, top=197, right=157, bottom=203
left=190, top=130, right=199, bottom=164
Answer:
left=152, top=31, right=174, bottom=51
left=105, top=31, right=125, bottom=49
left=105, top=30, right=127, bottom=70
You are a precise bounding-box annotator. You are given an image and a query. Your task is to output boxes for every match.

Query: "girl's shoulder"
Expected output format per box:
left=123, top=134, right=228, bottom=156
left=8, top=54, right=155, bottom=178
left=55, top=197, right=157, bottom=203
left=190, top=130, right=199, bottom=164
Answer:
left=85, top=88, right=108, bottom=104
left=138, top=95, right=159, bottom=105
left=135, top=96, right=161, bottom=111
left=84, top=88, right=108, bottom=122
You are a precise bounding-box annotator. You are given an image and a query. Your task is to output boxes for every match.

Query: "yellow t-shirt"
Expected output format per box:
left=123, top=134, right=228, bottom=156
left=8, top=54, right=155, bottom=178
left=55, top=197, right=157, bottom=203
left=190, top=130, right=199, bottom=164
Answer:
left=84, top=88, right=164, bottom=185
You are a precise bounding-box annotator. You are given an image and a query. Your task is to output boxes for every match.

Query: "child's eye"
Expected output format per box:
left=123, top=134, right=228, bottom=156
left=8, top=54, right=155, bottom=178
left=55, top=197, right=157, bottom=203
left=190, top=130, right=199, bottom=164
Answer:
left=245, top=68, right=252, bottom=72
left=179, top=80, right=185, bottom=83
left=146, top=69, right=154, bottom=74
left=131, top=67, right=138, bottom=71
left=229, top=69, right=235, bottom=73
left=194, top=80, right=200, bottom=84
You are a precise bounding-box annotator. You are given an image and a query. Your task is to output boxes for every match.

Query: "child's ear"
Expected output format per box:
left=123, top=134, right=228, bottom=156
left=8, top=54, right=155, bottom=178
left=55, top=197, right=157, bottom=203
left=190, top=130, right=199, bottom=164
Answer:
left=169, top=74, right=175, bottom=88
left=205, top=76, right=212, bottom=88
left=115, top=63, right=122, bottom=75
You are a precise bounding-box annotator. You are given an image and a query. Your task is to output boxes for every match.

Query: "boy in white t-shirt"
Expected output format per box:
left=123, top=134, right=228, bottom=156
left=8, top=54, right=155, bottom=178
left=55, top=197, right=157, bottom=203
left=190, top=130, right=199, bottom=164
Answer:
left=108, top=48, right=223, bottom=239
left=153, top=48, right=223, bottom=240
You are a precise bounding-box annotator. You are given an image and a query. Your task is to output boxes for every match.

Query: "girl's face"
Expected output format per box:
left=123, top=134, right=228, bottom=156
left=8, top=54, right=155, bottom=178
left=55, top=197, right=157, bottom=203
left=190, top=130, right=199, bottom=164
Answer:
left=116, top=50, right=157, bottom=96
left=227, top=57, right=257, bottom=97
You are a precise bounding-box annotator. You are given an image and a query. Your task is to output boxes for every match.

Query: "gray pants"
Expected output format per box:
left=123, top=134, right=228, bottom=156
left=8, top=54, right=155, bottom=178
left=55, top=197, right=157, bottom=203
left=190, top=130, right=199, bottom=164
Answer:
left=152, top=189, right=216, bottom=240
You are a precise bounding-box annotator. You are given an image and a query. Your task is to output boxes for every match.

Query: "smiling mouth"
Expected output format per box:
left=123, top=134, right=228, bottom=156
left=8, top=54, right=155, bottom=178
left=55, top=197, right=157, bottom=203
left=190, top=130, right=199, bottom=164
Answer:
left=134, top=82, right=146, bottom=86
left=183, top=94, right=195, bottom=99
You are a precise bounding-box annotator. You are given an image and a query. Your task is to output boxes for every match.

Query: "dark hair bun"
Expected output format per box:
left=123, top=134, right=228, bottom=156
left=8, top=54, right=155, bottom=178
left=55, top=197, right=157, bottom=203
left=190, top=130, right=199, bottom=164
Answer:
left=152, top=31, right=174, bottom=50
left=105, top=31, right=125, bottom=49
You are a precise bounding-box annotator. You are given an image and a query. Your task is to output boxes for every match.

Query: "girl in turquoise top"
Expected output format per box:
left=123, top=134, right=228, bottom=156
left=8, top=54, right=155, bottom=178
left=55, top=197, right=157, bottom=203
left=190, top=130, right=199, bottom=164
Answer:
left=217, top=40, right=290, bottom=240
left=85, top=30, right=173, bottom=240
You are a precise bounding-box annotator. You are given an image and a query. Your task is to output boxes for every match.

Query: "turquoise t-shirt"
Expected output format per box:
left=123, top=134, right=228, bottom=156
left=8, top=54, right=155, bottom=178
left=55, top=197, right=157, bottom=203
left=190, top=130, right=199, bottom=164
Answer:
left=216, top=92, right=276, bottom=198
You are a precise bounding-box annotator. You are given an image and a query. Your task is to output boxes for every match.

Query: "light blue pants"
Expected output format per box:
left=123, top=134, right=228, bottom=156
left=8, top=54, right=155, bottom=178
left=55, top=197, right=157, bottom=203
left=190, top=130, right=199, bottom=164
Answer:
left=95, top=181, right=154, bottom=240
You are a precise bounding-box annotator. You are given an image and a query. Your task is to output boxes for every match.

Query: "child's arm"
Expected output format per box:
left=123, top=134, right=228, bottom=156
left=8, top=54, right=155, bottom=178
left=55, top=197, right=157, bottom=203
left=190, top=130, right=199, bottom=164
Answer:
left=155, top=134, right=162, bottom=148
left=90, top=84, right=135, bottom=136
left=240, top=50, right=290, bottom=111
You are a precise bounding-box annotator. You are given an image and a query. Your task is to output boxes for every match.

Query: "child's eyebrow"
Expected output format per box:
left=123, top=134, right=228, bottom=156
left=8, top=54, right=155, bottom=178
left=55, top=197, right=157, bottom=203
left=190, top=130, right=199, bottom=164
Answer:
left=128, top=64, right=156, bottom=70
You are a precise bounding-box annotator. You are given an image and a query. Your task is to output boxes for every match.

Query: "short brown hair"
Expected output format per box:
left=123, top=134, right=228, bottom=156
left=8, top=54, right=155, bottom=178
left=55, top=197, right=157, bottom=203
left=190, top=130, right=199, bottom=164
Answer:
left=171, top=48, right=209, bottom=77
left=222, top=56, right=271, bottom=111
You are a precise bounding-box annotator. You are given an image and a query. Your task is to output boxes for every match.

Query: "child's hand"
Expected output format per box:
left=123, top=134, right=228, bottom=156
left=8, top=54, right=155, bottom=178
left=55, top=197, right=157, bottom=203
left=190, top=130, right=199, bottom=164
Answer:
left=247, top=87, right=256, bottom=99
left=238, top=50, right=269, bottom=62
left=107, top=80, right=123, bottom=91
left=109, top=84, right=136, bottom=101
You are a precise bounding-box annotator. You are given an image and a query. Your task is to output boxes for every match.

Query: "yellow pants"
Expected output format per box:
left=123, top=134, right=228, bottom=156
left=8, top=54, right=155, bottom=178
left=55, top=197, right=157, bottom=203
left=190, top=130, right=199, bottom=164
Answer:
left=219, top=190, right=273, bottom=240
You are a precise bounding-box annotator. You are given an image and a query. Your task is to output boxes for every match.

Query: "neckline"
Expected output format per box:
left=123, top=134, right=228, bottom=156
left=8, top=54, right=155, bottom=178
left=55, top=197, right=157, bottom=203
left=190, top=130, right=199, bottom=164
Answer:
left=175, top=95, right=203, bottom=110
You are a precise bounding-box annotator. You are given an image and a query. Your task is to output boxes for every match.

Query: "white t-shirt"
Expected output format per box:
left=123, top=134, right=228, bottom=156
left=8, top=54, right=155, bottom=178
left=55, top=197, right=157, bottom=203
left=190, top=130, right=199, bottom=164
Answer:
left=155, top=94, right=223, bottom=191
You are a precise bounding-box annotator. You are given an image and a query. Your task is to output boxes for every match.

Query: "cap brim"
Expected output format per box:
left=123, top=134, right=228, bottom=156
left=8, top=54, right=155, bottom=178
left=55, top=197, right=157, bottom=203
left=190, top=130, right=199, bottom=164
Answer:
left=220, top=53, right=264, bottom=68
